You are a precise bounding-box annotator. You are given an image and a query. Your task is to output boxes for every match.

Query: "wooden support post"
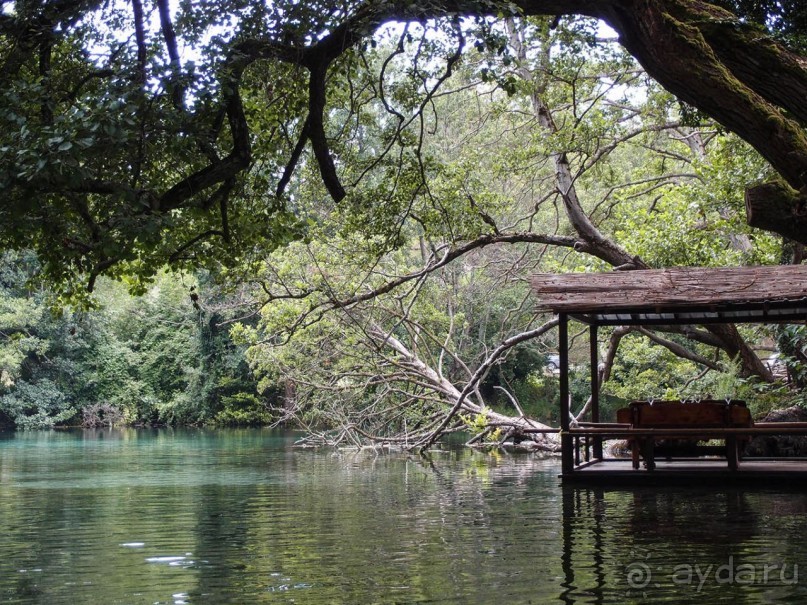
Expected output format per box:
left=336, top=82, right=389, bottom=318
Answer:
left=590, top=324, right=603, bottom=460
left=559, top=314, right=574, bottom=476
left=643, top=439, right=656, bottom=471
left=726, top=435, right=738, bottom=471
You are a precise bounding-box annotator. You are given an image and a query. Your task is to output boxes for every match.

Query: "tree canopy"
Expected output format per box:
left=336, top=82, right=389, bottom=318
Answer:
left=1, top=0, right=806, bottom=441
left=0, top=0, right=806, bottom=297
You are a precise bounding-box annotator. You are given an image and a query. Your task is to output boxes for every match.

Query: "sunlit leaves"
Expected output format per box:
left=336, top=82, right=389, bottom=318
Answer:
left=611, top=134, right=779, bottom=268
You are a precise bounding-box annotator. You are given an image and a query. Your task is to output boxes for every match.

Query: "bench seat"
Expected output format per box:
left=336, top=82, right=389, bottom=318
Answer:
left=615, top=400, right=753, bottom=471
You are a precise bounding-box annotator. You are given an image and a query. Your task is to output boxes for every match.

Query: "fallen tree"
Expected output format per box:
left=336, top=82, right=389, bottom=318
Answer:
left=242, top=14, right=793, bottom=449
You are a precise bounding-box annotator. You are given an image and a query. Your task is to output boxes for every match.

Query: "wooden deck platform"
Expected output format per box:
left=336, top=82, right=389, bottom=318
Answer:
left=563, top=457, right=807, bottom=485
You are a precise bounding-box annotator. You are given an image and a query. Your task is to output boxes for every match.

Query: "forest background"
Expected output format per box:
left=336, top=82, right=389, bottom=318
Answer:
left=1, top=0, right=806, bottom=447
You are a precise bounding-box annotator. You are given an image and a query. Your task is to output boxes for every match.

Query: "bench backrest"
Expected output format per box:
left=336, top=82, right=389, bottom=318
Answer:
left=616, top=400, right=752, bottom=428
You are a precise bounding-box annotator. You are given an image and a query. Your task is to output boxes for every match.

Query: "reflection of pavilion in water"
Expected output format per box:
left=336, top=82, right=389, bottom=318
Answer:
left=557, top=486, right=768, bottom=604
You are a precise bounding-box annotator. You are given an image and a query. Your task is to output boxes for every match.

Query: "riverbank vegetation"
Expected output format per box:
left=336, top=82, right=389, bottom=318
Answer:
left=0, top=251, right=272, bottom=428
left=0, top=1, right=806, bottom=444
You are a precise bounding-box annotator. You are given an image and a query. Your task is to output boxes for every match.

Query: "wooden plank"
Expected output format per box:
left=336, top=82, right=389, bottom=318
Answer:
left=532, top=265, right=807, bottom=313
left=567, top=426, right=807, bottom=436
left=563, top=459, right=807, bottom=484
left=575, top=422, right=631, bottom=428
left=749, top=422, right=807, bottom=429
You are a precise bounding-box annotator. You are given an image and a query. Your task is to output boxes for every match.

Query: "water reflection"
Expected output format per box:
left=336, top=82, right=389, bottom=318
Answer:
left=0, top=429, right=806, bottom=604
left=558, top=485, right=807, bottom=604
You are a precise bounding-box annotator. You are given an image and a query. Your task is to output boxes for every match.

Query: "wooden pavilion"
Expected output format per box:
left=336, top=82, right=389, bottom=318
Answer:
left=532, top=265, right=807, bottom=483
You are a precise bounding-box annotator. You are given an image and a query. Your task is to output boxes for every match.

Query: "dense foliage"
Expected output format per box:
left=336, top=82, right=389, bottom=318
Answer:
left=0, top=0, right=805, bottom=300
left=0, top=252, right=270, bottom=428
left=0, top=1, right=805, bottom=438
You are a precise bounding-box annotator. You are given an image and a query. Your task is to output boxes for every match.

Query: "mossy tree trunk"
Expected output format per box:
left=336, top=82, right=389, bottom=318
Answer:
left=513, top=0, right=807, bottom=243
left=2, top=0, right=806, bottom=288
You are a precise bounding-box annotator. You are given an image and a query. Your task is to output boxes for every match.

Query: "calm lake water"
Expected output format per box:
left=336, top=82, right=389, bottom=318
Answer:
left=1, top=429, right=806, bottom=604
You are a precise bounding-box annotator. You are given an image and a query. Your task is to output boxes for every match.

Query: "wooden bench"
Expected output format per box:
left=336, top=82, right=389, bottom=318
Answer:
left=615, top=400, right=753, bottom=471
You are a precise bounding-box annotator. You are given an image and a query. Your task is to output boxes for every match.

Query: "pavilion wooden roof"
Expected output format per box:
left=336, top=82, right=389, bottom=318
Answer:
left=532, top=265, right=807, bottom=325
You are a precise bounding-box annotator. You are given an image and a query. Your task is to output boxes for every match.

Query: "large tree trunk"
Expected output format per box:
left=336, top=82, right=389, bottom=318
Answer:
left=236, top=0, right=807, bottom=244
left=745, top=182, right=807, bottom=243
left=572, top=0, right=807, bottom=244
left=501, top=0, right=807, bottom=243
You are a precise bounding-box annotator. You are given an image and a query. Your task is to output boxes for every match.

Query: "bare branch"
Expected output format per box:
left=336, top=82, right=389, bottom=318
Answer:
left=637, top=327, right=723, bottom=371
left=416, top=318, right=559, bottom=450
